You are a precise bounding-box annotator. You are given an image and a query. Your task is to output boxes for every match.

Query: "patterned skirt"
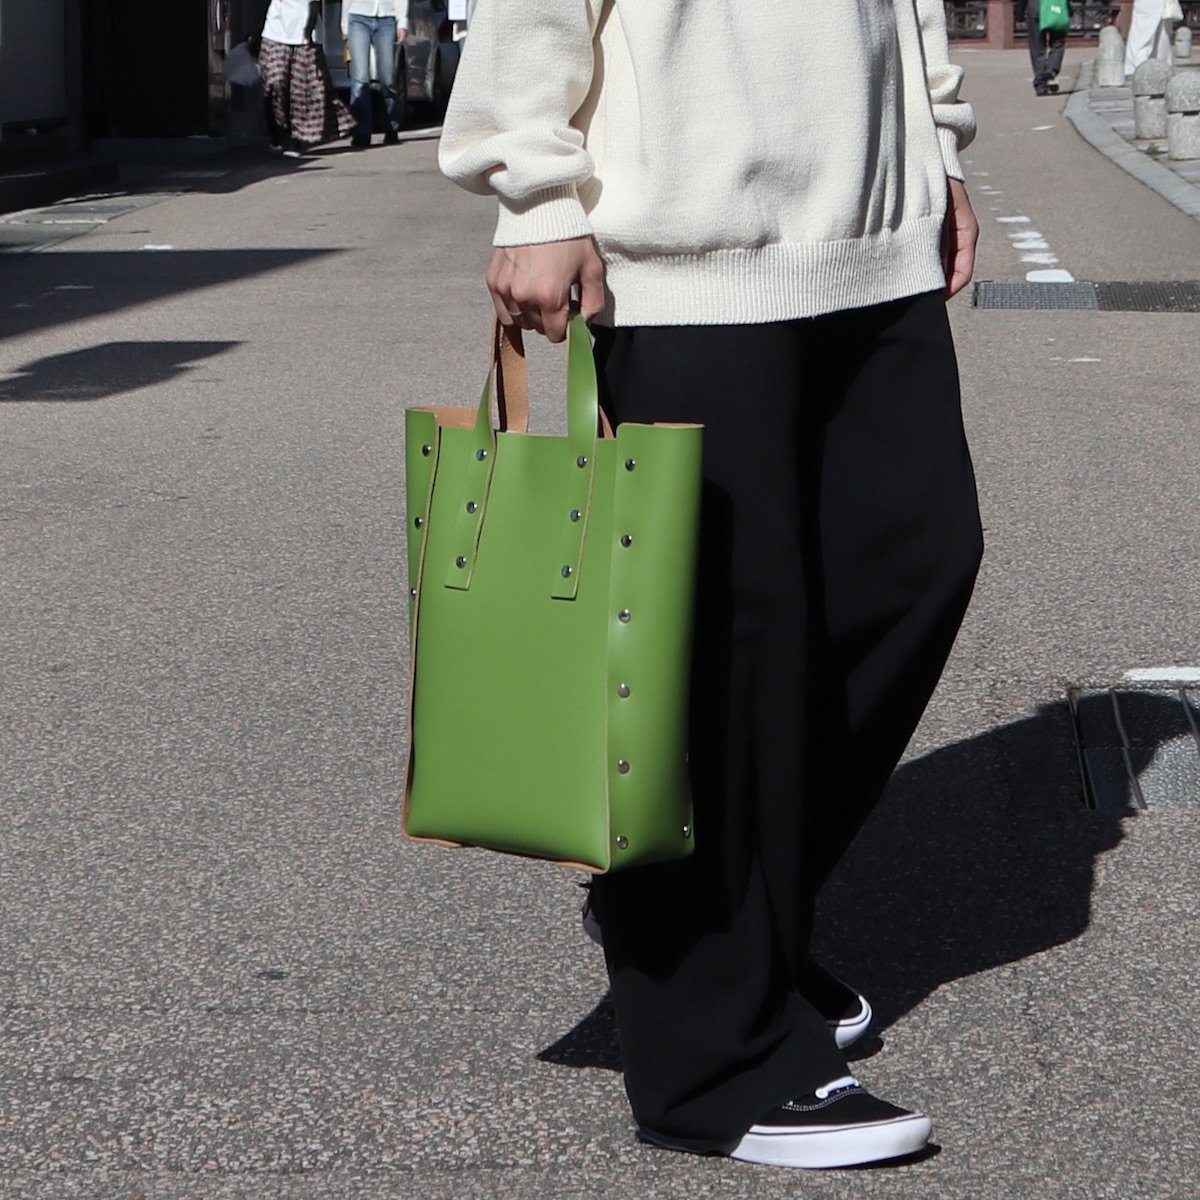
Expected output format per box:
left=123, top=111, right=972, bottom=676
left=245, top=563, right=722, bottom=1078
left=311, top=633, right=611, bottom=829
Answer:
left=259, top=40, right=354, bottom=146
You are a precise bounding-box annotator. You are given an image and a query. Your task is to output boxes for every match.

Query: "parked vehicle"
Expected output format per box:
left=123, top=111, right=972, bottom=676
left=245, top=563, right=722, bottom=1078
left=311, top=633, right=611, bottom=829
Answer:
left=322, top=1, right=464, bottom=129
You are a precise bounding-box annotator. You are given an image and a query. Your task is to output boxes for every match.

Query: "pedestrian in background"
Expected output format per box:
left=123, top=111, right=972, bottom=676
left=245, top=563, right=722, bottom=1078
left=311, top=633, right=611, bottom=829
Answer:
left=256, top=0, right=353, bottom=157
left=342, top=1, right=410, bottom=148
left=439, top=0, right=982, bottom=1173
left=1027, top=0, right=1067, bottom=96
left=1125, top=0, right=1183, bottom=75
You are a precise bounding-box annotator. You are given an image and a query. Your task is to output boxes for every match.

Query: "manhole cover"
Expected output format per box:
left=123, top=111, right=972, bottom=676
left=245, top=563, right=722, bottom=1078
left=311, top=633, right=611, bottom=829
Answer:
left=1068, top=685, right=1200, bottom=811
left=975, top=280, right=1200, bottom=312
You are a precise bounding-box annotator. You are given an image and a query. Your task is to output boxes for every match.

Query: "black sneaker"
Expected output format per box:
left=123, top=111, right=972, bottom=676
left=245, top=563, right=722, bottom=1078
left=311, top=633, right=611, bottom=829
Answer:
left=797, top=961, right=872, bottom=1049
left=383, top=129, right=401, bottom=145
left=350, top=133, right=371, bottom=149
left=580, top=886, right=602, bottom=945
left=730, top=1076, right=932, bottom=1169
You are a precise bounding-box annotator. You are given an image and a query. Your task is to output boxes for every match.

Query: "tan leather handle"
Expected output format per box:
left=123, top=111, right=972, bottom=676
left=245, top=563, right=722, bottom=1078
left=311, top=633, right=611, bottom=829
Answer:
left=491, top=319, right=613, bottom=438
left=493, top=321, right=530, bottom=433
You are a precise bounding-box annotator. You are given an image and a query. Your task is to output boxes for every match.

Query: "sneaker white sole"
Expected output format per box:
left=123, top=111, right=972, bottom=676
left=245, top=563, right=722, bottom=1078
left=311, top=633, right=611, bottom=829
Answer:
left=832, top=994, right=873, bottom=1049
left=730, top=1112, right=932, bottom=1169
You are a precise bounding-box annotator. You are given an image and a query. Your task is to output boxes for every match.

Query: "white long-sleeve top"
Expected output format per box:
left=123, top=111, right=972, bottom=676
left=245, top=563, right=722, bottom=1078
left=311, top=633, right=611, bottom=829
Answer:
left=262, top=0, right=316, bottom=45
left=439, top=0, right=976, bottom=326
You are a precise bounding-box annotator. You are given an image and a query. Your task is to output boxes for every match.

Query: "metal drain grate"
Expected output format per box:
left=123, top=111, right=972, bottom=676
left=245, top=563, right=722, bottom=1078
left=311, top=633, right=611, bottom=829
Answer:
left=976, top=281, right=1099, bottom=310
left=1095, top=281, right=1200, bottom=313
left=1068, top=686, right=1200, bottom=811
left=975, top=280, right=1200, bottom=312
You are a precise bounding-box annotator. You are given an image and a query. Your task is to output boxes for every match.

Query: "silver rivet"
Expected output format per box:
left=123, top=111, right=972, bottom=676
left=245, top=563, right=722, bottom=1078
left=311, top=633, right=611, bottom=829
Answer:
left=409, top=587, right=417, bottom=598
left=561, top=565, right=573, bottom=578
left=576, top=454, right=588, bottom=468
left=618, top=609, right=631, bottom=623
left=616, top=836, right=629, bottom=850
left=414, top=516, right=423, bottom=528
left=620, top=534, right=633, bottom=547
left=455, top=556, right=467, bottom=568
left=682, top=824, right=692, bottom=839
left=625, top=458, right=637, bottom=471
left=617, top=759, right=630, bottom=774
left=466, top=501, right=478, bottom=514
left=475, top=448, right=488, bottom=461
left=421, top=444, right=432, bottom=456
left=618, top=683, right=630, bottom=698
left=570, top=509, right=581, bottom=522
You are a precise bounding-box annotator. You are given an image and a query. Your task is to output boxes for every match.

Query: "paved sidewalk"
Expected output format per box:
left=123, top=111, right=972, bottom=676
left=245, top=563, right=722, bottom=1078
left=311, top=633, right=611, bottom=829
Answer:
left=1066, top=57, right=1200, bottom=223
left=2, top=45, right=1198, bottom=1200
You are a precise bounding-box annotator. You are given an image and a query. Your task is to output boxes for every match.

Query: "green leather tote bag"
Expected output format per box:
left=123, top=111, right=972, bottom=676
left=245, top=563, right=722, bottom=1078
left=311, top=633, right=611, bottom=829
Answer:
left=403, top=316, right=703, bottom=872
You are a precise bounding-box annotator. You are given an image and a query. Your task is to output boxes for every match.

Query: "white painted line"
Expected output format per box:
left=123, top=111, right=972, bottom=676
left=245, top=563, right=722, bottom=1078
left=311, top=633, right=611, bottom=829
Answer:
left=140, top=245, right=174, bottom=251
left=1026, top=269, right=1076, bottom=281
left=1124, top=667, right=1200, bottom=684
left=1032, top=125, right=1055, bottom=132
left=1021, top=252, right=1060, bottom=264
left=1070, top=356, right=1102, bottom=363
left=997, top=215, right=1032, bottom=223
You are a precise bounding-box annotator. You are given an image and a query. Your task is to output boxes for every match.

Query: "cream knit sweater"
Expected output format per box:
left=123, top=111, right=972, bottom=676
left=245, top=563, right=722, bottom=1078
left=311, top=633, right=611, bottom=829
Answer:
left=439, top=0, right=976, bottom=326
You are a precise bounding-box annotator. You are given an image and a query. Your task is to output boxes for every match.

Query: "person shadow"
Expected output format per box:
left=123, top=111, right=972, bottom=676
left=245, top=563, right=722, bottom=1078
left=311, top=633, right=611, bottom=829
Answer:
left=538, top=691, right=1188, bottom=1070
left=0, top=341, right=238, bottom=403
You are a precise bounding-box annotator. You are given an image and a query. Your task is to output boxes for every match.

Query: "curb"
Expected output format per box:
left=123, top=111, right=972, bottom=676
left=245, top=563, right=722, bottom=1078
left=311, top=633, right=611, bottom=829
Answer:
left=1064, top=60, right=1200, bottom=224
left=0, top=158, right=119, bottom=218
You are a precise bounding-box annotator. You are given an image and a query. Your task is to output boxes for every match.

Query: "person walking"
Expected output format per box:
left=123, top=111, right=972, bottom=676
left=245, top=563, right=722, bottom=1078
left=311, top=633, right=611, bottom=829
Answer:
left=341, top=0, right=410, bottom=148
left=439, top=0, right=983, bottom=1171
left=256, top=0, right=353, bottom=156
left=1027, top=0, right=1068, bottom=96
left=1125, top=0, right=1183, bottom=75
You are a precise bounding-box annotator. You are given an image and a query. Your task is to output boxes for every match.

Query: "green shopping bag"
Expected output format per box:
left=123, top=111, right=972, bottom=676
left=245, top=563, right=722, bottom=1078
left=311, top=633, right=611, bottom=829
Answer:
left=1039, top=0, right=1070, bottom=33
left=403, top=316, right=703, bottom=873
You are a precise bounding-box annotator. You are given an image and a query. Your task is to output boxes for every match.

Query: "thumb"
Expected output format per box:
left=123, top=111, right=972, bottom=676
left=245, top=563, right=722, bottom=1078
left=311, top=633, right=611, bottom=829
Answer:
left=577, top=255, right=607, bottom=323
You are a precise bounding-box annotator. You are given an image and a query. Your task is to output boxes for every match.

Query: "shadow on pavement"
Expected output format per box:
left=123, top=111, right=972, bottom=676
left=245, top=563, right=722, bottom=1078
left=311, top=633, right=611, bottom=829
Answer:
left=0, top=249, right=341, bottom=343
left=0, top=340, right=238, bottom=403
left=538, top=693, right=1183, bottom=1071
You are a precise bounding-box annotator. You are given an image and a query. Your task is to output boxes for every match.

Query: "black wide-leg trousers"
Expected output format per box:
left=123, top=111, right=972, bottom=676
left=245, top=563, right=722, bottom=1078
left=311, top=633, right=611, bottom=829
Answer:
left=589, top=292, right=984, bottom=1154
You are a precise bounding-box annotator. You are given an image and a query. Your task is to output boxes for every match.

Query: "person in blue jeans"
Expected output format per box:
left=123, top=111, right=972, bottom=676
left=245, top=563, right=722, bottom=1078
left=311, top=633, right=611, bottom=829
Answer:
left=342, top=0, right=410, bottom=147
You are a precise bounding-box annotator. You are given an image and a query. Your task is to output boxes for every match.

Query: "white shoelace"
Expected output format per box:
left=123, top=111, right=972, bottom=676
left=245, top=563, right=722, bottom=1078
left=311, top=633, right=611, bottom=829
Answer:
left=814, top=1075, right=860, bottom=1100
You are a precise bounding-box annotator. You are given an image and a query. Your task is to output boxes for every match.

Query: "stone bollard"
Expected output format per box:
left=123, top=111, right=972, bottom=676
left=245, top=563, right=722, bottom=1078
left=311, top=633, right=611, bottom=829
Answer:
left=1096, top=25, right=1126, bottom=87
left=1167, top=71, right=1200, bottom=159
left=1133, top=59, right=1172, bottom=139
left=1174, top=26, right=1193, bottom=60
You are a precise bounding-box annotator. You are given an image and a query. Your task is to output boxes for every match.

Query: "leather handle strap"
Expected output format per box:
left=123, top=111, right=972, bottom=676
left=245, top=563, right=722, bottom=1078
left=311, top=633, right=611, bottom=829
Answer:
left=447, top=315, right=607, bottom=595
left=493, top=321, right=529, bottom=433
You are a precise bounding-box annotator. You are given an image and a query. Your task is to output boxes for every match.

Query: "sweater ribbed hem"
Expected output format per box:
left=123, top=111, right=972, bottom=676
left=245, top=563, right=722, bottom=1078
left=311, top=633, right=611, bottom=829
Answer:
left=597, top=216, right=949, bottom=327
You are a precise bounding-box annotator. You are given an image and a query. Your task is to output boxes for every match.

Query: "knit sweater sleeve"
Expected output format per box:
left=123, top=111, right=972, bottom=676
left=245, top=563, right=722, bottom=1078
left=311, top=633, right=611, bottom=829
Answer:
left=438, top=0, right=601, bottom=246
left=914, top=0, right=977, bottom=181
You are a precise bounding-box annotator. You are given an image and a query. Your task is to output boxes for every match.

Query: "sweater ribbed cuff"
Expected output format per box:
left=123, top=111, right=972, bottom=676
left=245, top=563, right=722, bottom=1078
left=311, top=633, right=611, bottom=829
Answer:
left=937, top=125, right=966, bottom=182
left=493, top=186, right=593, bottom=247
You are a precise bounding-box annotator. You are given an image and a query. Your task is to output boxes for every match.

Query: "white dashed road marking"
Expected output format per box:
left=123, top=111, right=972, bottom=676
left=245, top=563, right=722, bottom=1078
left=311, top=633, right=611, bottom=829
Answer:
left=961, top=158, right=1074, bottom=281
